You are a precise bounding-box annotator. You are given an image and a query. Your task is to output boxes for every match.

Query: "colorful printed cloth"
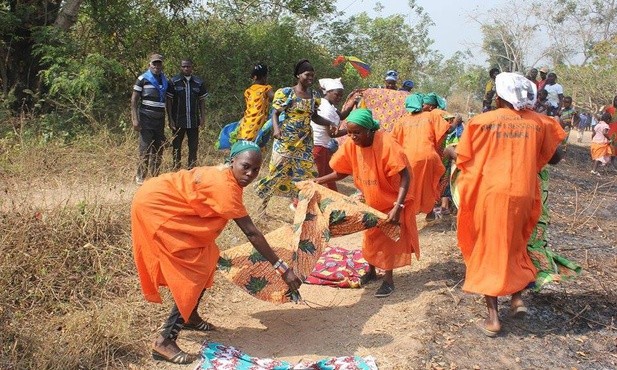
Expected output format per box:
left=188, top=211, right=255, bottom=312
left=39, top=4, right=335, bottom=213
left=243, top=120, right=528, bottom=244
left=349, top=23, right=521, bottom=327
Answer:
left=196, top=342, right=378, bottom=370
left=219, top=181, right=400, bottom=303
left=451, top=166, right=581, bottom=291
left=304, top=246, right=369, bottom=288
left=526, top=168, right=581, bottom=290
left=255, top=87, right=321, bottom=199
left=341, top=88, right=409, bottom=133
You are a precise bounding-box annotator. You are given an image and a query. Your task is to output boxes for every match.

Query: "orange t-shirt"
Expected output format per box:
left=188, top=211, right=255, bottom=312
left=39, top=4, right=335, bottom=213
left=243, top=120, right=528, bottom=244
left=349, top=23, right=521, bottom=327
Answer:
left=131, top=166, right=248, bottom=320
left=455, top=108, right=566, bottom=296
left=330, top=131, right=419, bottom=269
left=391, top=109, right=451, bottom=213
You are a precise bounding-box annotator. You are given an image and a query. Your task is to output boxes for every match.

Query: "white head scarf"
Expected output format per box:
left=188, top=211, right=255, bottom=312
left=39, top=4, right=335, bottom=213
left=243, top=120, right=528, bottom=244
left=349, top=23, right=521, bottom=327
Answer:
left=495, top=72, right=537, bottom=111
left=319, top=78, right=344, bottom=92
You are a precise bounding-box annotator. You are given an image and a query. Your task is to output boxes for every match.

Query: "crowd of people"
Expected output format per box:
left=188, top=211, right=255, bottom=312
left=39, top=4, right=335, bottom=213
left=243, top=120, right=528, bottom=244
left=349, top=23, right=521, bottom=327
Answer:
left=129, top=54, right=612, bottom=364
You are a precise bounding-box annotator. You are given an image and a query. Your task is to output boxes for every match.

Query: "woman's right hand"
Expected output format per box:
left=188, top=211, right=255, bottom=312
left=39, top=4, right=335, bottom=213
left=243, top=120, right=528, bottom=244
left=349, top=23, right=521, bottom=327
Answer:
left=282, top=268, right=302, bottom=291
left=273, top=126, right=282, bottom=140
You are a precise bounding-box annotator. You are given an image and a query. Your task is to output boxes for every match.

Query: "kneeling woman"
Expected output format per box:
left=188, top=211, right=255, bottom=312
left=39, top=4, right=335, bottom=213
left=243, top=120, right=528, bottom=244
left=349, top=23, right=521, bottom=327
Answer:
left=315, top=109, right=419, bottom=297
left=131, top=141, right=302, bottom=364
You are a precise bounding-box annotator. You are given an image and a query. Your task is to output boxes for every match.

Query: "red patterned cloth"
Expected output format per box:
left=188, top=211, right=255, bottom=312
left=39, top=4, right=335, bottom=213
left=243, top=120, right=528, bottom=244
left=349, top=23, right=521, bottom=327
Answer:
left=304, top=246, right=369, bottom=288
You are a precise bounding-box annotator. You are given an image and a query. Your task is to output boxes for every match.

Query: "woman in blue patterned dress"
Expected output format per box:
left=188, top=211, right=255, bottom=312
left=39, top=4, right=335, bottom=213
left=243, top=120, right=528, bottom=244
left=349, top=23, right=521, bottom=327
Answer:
left=256, top=59, right=336, bottom=211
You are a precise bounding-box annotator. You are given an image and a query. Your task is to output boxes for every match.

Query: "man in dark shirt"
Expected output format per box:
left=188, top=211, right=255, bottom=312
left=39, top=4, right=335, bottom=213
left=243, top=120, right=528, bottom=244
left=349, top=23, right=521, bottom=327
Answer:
left=131, top=53, right=169, bottom=184
left=166, top=59, right=208, bottom=170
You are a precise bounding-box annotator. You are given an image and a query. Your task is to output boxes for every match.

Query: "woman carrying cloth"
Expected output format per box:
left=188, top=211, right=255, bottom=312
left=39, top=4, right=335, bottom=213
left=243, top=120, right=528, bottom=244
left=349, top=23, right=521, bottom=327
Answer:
left=315, top=109, right=419, bottom=298
left=391, top=93, right=451, bottom=220
left=131, top=141, right=302, bottom=364
left=256, top=59, right=336, bottom=211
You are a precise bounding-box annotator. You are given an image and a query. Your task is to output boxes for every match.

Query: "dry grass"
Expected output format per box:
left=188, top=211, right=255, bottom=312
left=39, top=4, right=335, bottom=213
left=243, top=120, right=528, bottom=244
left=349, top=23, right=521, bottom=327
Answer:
left=0, top=127, right=293, bottom=369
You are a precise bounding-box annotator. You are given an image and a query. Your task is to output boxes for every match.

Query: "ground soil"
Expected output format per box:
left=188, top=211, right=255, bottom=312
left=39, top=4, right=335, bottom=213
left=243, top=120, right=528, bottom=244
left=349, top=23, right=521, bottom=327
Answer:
left=8, top=131, right=617, bottom=369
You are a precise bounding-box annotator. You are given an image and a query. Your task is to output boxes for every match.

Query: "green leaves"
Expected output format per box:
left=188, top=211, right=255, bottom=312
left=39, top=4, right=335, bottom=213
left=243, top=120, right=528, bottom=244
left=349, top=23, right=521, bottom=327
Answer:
left=245, top=276, right=268, bottom=295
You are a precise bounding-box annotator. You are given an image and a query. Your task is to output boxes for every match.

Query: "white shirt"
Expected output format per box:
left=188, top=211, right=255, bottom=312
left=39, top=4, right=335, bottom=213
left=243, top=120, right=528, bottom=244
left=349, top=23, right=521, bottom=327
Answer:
left=544, top=83, right=564, bottom=108
left=311, top=98, right=340, bottom=147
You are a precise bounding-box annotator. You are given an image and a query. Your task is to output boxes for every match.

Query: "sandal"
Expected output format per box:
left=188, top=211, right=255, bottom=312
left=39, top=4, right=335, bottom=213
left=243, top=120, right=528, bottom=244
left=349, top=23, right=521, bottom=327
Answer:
left=374, top=281, right=394, bottom=298
left=476, top=320, right=500, bottom=338
left=152, top=349, right=196, bottom=364
left=510, top=305, right=528, bottom=319
left=184, top=320, right=215, bottom=332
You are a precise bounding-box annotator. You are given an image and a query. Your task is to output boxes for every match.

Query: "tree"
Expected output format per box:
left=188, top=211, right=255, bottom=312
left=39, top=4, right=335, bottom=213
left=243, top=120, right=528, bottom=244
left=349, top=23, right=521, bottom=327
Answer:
left=536, top=0, right=617, bottom=65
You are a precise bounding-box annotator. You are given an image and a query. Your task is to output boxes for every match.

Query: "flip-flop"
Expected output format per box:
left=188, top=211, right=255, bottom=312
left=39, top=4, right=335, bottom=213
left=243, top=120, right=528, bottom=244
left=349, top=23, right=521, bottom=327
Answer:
left=184, top=320, right=216, bottom=332
left=374, top=281, right=394, bottom=298
left=476, top=320, right=500, bottom=337
left=152, top=349, right=196, bottom=364
left=510, top=305, right=528, bottom=319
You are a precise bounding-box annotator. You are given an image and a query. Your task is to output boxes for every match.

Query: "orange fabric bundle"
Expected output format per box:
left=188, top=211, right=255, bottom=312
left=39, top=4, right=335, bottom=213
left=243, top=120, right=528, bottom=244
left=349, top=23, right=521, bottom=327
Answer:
left=219, top=181, right=400, bottom=303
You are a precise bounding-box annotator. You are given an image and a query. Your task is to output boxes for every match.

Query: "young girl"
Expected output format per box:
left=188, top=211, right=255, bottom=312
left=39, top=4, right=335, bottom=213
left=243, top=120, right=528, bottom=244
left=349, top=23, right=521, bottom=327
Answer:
left=590, top=112, right=613, bottom=175
left=236, top=63, right=275, bottom=142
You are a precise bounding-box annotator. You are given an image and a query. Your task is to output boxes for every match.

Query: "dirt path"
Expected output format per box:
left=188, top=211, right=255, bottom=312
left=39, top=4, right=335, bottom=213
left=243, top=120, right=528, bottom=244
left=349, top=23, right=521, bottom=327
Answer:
left=6, top=137, right=616, bottom=369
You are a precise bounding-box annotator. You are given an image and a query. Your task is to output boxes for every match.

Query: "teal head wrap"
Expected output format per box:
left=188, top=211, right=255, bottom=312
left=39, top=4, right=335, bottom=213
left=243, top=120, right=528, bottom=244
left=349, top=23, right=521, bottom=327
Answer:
left=228, top=140, right=260, bottom=162
left=346, top=108, right=380, bottom=131
left=422, top=92, right=447, bottom=109
left=405, top=93, right=424, bottom=113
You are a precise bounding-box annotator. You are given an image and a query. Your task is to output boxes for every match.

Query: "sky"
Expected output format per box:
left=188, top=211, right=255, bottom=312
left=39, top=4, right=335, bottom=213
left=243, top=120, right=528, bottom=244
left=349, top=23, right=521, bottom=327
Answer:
left=335, top=0, right=508, bottom=65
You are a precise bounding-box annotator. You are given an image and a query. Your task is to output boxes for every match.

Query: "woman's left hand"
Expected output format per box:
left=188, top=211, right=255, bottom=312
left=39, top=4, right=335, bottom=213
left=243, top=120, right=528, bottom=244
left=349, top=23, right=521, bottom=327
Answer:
left=282, top=268, right=302, bottom=291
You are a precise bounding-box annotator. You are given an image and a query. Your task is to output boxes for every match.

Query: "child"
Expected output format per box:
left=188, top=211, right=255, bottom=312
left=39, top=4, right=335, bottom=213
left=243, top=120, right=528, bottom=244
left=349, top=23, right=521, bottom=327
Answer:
left=236, top=63, right=275, bottom=142
left=557, top=96, right=579, bottom=132
left=534, top=89, right=550, bottom=115
left=590, top=112, right=613, bottom=175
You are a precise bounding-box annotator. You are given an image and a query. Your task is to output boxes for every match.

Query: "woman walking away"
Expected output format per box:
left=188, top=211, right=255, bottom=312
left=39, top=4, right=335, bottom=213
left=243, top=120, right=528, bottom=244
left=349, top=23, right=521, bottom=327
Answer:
left=315, top=109, right=419, bottom=298
left=391, top=93, right=451, bottom=220
left=590, top=112, right=613, bottom=176
left=256, top=59, right=336, bottom=211
left=132, top=140, right=302, bottom=364
left=236, top=63, right=275, bottom=142
left=456, top=72, right=565, bottom=337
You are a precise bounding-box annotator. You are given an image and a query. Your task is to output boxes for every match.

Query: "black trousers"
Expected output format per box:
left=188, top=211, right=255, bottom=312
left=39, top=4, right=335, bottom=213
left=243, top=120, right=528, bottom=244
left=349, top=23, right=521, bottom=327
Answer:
left=172, top=126, right=199, bottom=170
left=137, top=125, right=166, bottom=180
left=160, top=290, right=205, bottom=340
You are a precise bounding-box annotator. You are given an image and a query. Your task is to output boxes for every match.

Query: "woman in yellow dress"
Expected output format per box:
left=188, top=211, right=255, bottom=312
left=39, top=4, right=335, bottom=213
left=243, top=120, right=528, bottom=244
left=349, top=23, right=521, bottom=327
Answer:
left=236, top=63, right=275, bottom=141
left=256, top=59, right=336, bottom=210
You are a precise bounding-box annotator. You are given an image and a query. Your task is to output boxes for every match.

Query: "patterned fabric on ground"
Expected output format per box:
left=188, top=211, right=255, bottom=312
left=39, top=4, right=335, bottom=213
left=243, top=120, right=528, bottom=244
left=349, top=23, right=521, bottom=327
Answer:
left=196, top=342, right=378, bottom=370
left=305, top=246, right=369, bottom=288
left=219, top=181, right=400, bottom=303
left=526, top=168, right=581, bottom=290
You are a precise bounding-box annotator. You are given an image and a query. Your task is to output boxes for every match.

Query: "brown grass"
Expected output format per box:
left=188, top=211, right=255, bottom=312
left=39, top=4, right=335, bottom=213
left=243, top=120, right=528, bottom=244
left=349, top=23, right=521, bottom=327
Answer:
left=0, top=126, right=296, bottom=369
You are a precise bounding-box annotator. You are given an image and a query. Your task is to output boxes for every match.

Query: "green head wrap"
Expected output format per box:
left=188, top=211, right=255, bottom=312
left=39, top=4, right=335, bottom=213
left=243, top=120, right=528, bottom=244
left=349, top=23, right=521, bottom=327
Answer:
left=405, top=93, right=424, bottom=113
left=229, top=140, right=260, bottom=162
left=347, top=108, right=380, bottom=131
left=422, top=93, right=447, bottom=109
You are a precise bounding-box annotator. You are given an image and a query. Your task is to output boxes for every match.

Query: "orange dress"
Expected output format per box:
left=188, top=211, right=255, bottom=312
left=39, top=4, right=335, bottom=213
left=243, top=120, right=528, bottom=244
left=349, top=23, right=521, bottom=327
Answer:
left=456, top=108, right=566, bottom=296
left=330, top=131, right=419, bottom=269
left=131, top=166, right=248, bottom=321
left=391, top=110, right=450, bottom=214
left=237, top=84, right=273, bottom=141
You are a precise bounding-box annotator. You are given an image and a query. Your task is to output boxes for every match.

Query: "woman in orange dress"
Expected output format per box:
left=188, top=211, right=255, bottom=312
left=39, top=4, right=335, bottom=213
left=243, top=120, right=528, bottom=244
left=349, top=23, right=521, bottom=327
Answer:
left=315, top=108, right=419, bottom=298
left=456, top=72, right=565, bottom=336
left=131, top=141, right=301, bottom=364
left=391, top=93, right=450, bottom=220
